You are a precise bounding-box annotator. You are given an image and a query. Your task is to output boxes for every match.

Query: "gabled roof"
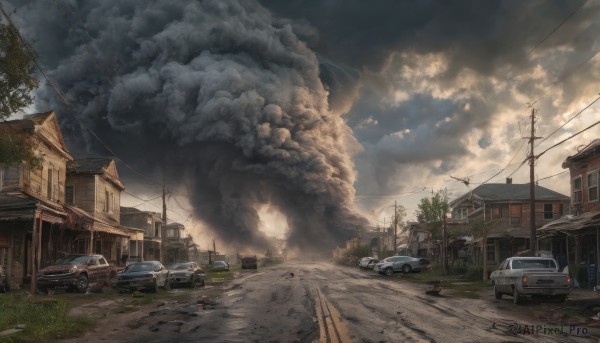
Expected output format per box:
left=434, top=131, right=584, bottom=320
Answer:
left=68, top=158, right=125, bottom=190
left=450, top=183, right=569, bottom=207
left=1, top=111, right=72, bottom=160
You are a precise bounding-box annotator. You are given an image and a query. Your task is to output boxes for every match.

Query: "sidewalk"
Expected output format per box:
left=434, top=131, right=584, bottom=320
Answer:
left=566, top=288, right=600, bottom=312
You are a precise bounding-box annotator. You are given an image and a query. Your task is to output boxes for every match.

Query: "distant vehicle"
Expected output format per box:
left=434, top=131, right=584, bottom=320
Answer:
left=168, top=262, right=205, bottom=288
left=374, top=256, right=430, bottom=276
left=241, top=256, right=258, bottom=269
left=358, top=257, right=377, bottom=269
left=37, top=254, right=121, bottom=293
left=211, top=260, right=230, bottom=272
left=114, top=261, right=170, bottom=293
left=490, top=257, right=570, bottom=304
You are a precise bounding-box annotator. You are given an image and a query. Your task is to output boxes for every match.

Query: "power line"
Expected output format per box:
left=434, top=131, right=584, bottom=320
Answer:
left=537, top=170, right=568, bottom=183
left=1, top=5, right=162, bottom=186
left=537, top=118, right=600, bottom=159
left=524, top=0, right=587, bottom=60
left=536, top=94, right=600, bottom=146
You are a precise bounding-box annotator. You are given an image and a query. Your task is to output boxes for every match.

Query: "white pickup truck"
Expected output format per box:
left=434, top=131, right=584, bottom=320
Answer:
left=490, top=257, right=571, bottom=304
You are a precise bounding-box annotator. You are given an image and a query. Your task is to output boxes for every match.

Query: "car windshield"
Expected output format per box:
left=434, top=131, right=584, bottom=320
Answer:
left=511, top=259, right=557, bottom=269
left=55, top=256, right=92, bottom=265
left=170, top=263, right=194, bottom=270
left=125, top=263, right=155, bottom=272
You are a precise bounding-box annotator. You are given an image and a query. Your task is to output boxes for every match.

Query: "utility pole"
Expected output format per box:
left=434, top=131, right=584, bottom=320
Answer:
left=443, top=214, right=448, bottom=274
left=528, top=106, right=541, bottom=257
left=394, top=201, right=397, bottom=255
left=161, top=175, right=167, bottom=264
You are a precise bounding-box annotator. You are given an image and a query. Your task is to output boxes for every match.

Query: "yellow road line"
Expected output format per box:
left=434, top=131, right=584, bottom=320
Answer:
left=323, top=296, right=353, bottom=343
left=314, top=288, right=353, bottom=343
left=314, top=289, right=328, bottom=343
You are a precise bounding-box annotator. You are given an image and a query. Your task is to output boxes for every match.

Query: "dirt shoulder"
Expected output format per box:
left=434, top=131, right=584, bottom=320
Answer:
left=47, top=277, right=232, bottom=342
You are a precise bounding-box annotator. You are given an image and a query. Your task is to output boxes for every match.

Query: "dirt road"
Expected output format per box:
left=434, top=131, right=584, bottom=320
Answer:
left=52, top=262, right=600, bottom=342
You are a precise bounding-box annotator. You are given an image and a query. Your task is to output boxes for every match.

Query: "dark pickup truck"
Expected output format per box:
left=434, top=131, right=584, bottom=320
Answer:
left=37, top=254, right=121, bottom=293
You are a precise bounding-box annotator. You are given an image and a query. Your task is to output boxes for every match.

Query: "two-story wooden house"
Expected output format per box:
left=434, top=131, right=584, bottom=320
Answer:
left=65, top=158, right=144, bottom=264
left=165, top=222, right=191, bottom=265
left=449, top=180, right=570, bottom=268
left=120, top=207, right=163, bottom=261
left=539, top=139, right=600, bottom=287
left=0, top=111, right=73, bottom=290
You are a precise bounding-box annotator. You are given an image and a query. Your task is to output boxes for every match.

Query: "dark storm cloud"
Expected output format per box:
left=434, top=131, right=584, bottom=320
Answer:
left=8, top=0, right=368, bottom=252
left=259, top=0, right=600, bottom=200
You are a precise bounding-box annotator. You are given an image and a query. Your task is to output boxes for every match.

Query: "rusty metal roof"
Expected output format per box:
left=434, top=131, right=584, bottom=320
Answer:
left=538, top=211, right=600, bottom=237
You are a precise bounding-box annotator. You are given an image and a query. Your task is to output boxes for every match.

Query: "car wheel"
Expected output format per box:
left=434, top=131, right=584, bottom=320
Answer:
left=494, top=284, right=502, bottom=299
left=513, top=287, right=522, bottom=305
left=401, top=264, right=412, bottom=273
left=150, top=279, right=158, bottom=293
left=76, top=274, right=88, bottom=293
left=384, top=267, right=394, bottom=276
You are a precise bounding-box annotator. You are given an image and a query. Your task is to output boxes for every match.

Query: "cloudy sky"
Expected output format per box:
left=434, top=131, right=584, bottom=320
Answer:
left=5, top=0, right=600, bottom=253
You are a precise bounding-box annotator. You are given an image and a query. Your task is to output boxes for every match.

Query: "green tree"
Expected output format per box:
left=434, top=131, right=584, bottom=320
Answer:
left=0, top=20, right=38, bottom=119
left=0, top=15, right=41, bottom=168
left=415, top=189, right=449, bottom=239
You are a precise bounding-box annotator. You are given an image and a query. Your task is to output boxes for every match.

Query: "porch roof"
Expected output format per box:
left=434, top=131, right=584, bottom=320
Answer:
left=538, top=211, right=600, bottom=238
left=63, top=204, right=134, bottom=237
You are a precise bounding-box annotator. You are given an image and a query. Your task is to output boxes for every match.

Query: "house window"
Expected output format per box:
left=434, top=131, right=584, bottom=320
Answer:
left=543, top=204, right=553, bottom=220
left=65, top=185, right=74, bottom=205
left=47, top=165, right=53, bottom=199
left=510, top=204, right=522, bottom=225
left=588, top=171, right=598, bottom=202
left=486, top=243, right=495, bottom=262
left=155, top=222, right=162, bottom=238
left=455, top=207, right=468, bottom=219
left=492, top=207, right=501, bottom=219
left=104, top=190, right=114, bottom=212
left=573, top=176, right=583, bottom=204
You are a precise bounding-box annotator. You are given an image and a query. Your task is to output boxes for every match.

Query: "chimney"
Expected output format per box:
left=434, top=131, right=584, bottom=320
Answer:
left=506, top=178, right=512, bottom=184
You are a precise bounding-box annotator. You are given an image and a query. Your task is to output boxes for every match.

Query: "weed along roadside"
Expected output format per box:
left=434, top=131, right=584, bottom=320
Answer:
left=0, top=269, right=238, bottom=342
left=398, top=264, right=491, bottom=299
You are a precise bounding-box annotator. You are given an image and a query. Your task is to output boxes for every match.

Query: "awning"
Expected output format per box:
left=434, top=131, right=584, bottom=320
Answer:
left=63, top=204, right=130, bottom=237
left=538, top=211, right=600, bottom=237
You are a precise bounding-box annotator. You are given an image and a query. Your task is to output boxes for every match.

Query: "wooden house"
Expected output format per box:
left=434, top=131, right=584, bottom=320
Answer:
left=0, top=111, right=72, bottom=290
left=449, top=180, right=570, bottom=269
left=65, top=158, right=144, bottom=264
left=120, top=207, right=163, bottom=261
left=539, top=139, right=600, bottom=287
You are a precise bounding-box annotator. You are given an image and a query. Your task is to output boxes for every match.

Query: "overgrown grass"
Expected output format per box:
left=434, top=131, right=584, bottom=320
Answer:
left=0, top=294, right=92, bottom=342
left=398, top=263, right=491, bottom=299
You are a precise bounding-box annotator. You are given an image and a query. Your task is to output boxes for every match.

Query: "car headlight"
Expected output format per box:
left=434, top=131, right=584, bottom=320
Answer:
left=69, top=266, right=78, bottom=273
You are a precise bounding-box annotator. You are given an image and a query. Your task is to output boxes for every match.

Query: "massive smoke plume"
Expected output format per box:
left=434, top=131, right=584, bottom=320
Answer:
left=10, top=0, right=368, bottom=252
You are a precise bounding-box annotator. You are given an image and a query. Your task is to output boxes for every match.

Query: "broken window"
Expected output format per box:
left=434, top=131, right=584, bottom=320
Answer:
left=510, top=204, right=522, bottom=225
left=573, top=176, right=583, bottom=204
left=588, top=170, right=598, bottom=202
left=543, top=204, right=553, bottom=220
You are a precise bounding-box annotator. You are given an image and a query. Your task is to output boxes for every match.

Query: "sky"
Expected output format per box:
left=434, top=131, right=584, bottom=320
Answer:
left=4, top=0, right=600, bottom=254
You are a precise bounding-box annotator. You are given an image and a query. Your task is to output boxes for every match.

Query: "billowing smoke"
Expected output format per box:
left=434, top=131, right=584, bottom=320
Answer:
left=10, top=0, right=368, bottom=252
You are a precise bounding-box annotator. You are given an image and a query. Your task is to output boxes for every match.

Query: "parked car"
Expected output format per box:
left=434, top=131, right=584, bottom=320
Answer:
left=490, top=257, right=570, bottom=304
left=241, top=256, right=258, bottom=269
left=358, top=257, right=377, bottom=269
left=114, top=261, right=170, bottom=293
left=211, top=260, right=230, bottom=272
left=168, top=262, right=205, bottom=288
left=37, top=254, right=120, bottom=293
left=374, top=256, right=430, bottom=276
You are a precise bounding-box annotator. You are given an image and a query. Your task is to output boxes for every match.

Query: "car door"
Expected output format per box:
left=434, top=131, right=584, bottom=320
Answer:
left=493, top=259, right=508, bottom=292
left=392, top=257, right=405, bottom=272
left=87, top=256, right=99, bottom=283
